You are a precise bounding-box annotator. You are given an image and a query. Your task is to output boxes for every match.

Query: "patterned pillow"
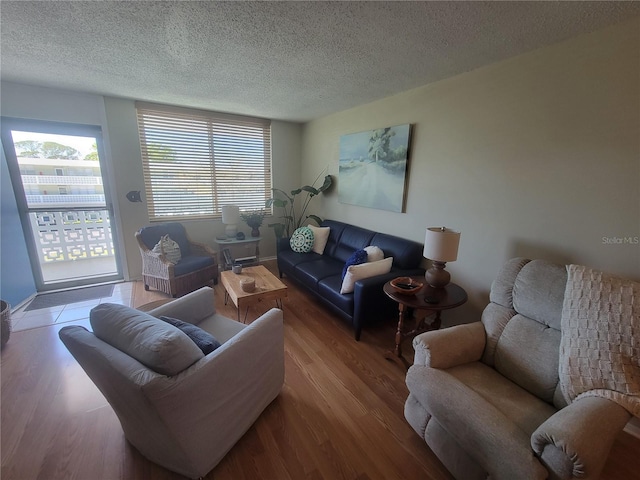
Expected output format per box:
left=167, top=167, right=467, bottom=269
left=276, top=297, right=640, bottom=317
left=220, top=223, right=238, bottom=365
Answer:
left=290, top=227, right=315, bottom=253
left=152, top=234, right=182, bottom=264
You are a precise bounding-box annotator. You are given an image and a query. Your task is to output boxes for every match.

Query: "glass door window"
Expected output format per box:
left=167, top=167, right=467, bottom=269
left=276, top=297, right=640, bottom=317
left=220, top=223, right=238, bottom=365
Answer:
left=1, top=119, right=122, bottom=290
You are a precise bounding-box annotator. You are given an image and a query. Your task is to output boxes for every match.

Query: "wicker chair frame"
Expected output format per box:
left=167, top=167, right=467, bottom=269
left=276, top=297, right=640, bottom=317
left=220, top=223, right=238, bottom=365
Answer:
left=135, top=228, right=218, bottom=298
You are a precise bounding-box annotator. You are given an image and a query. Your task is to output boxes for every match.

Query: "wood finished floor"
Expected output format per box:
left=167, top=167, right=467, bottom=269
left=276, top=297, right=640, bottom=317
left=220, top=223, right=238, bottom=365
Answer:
left=1, top=260, right=639, bottom=479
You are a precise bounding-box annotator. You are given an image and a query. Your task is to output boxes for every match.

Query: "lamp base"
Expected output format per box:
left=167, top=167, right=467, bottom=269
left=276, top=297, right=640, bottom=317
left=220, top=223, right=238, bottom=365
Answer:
left=425, top=261, right=451, bottom=288
left=225, top=224, right=238, bottom=238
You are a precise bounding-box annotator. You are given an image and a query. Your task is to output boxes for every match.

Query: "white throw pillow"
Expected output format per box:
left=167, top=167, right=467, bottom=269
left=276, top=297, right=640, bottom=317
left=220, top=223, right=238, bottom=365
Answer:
left=152, top=234, right=182, bottom=264
left=308, top=225, right=330, bottom=255
left=364, top=245, right=384, bottom=262
left=340, top=257, right=393, bottom=294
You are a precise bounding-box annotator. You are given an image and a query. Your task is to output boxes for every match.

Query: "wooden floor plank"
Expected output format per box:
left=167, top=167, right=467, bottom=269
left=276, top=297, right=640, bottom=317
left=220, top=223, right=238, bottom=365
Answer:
left=1, top=260, right=638, bottom=479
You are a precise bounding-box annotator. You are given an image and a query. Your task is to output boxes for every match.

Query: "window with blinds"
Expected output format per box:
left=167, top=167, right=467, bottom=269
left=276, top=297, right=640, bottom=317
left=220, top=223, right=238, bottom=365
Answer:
left=136, top=102, right=272, bottom=221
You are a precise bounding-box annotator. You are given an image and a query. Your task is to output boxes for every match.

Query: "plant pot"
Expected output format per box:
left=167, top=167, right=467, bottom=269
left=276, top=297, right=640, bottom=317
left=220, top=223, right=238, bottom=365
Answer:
left=1, top=300, right=11, bottom=348
left=251, top=227, right=260, bottom=237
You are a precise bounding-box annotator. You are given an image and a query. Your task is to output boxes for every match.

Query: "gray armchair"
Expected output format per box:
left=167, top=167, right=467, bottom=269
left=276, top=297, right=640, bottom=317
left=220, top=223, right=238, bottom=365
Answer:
left=405, top=258, right=633, bottom=480
left=59, top=287, right=284, bottom=479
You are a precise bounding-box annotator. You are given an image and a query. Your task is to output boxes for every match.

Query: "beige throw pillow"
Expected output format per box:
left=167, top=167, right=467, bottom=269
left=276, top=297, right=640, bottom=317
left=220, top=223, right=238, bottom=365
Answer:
left=308, top=225, right=331, bottom=255
left=152, top=234, right=182, bottom=264
left=340, top=257, right=393, bottom=294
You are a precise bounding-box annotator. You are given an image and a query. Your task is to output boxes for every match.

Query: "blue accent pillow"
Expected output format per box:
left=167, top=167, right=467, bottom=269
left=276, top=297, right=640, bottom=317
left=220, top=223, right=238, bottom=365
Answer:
left=159, top=316, right=221, bottom=355
left=342, top=249, right=368, bottom=280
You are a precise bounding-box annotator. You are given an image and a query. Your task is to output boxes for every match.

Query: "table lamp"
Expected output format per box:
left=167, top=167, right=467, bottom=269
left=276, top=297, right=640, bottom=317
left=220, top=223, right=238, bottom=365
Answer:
left=221, top=205, right=240, bottom=238
left=423, top=227, right=461, bottom=288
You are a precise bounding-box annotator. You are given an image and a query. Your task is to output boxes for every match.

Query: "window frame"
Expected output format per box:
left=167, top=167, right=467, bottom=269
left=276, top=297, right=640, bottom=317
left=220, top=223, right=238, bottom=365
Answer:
left=136, top=101, right=272, bottom=222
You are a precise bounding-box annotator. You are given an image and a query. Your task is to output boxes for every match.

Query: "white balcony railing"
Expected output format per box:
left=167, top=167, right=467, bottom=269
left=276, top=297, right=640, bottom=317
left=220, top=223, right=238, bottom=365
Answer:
left=22, top=175, right=103, bottom=186
left=26, top=194, right=106, bottom=206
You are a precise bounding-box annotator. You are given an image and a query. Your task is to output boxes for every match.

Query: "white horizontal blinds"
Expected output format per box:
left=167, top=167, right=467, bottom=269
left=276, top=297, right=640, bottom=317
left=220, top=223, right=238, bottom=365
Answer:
left=136, top=102, right=272, bottom=221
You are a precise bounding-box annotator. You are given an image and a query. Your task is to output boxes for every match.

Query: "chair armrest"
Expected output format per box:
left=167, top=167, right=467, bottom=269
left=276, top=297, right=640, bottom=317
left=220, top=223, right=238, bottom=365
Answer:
left=142, top=308, right=284, bottom=430
left=148, top=286, right=217, bottom=321
left=412, top=321, right=485, bottom=368
left=277, top=236, right=291, bottom=253
left=189, top=240, right=217, bottom=258
left=531, top=396, right=631, bottom=479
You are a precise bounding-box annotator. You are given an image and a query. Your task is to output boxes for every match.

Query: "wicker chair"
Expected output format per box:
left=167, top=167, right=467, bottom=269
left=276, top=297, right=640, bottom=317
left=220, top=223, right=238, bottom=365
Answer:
left=135, top=223, right=218, bottom=297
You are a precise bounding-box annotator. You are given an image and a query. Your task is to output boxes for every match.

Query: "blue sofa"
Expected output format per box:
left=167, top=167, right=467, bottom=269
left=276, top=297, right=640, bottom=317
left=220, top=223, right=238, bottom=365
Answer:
left=277, top=220, right=425, bottom=340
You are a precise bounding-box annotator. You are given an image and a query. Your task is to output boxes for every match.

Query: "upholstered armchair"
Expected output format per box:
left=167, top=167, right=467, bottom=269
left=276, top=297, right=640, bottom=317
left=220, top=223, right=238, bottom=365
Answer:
left=135, top=222, right=218, bottom=297
left=405, top=258, right=636, bottom=480
left=59, top=287, right=284, bottom=479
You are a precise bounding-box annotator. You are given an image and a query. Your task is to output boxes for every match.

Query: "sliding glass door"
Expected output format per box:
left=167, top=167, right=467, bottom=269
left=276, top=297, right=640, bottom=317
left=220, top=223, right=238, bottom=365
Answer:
left=1, top=118, right=123, bottom=291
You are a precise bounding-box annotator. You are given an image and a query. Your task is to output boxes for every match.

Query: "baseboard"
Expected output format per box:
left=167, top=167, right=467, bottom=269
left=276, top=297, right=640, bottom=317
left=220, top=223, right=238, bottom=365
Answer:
left=10, top=293, right=36, bottom=313
left=624, top=417, right=640, bottom=439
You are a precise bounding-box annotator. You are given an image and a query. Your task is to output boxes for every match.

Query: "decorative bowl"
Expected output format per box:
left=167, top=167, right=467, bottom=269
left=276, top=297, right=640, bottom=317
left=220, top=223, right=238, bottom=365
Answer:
left=389, top=277, right=423, bottom=295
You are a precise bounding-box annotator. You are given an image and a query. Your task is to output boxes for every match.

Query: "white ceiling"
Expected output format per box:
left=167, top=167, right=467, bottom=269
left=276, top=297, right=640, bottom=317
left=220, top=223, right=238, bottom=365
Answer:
left=2, top=1, right=639, bottom=123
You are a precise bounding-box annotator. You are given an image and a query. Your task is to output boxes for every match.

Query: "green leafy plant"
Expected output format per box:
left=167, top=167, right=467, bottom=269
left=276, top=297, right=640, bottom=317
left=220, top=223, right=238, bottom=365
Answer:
left=240, top=210, right=266, bottom=229
left=266, top=173, right=333, bottom=239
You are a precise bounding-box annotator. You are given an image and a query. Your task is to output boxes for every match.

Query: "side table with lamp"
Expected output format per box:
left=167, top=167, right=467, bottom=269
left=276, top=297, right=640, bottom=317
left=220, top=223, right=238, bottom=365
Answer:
left=383, top=226, right=466, bottom=369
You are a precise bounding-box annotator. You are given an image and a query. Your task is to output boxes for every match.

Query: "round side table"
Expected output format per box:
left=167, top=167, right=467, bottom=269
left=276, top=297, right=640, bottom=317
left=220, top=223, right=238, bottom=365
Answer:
left=383, top=278, right=467, bottom=370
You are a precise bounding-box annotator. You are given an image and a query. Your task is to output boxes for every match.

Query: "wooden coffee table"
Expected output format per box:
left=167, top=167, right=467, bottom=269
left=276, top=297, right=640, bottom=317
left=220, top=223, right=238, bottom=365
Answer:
left=220, top=265, right=287, bottom=322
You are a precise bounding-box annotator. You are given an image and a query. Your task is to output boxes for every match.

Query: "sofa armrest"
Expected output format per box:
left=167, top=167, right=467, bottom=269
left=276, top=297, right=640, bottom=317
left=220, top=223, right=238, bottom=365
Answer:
left=148, top=286, right=217, bottom=322
left=412, top=322, right=485, bottom=368
left=277, top=236, right=291, bottom=253
left=531, top=396, right=631, bottom=479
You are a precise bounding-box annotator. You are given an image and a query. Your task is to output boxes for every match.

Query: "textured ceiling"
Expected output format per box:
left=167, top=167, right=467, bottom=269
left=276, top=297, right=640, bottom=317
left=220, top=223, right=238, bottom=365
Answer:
left=2, top=1, right=639, bottom=122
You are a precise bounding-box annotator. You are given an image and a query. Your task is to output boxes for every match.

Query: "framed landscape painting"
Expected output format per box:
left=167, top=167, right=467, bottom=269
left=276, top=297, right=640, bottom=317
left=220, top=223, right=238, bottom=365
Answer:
left=338, top=124, right=412, bottom=212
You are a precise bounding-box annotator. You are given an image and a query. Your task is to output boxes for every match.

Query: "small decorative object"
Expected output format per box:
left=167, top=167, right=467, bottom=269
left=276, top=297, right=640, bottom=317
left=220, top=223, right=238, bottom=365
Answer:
left=240, top=278, right=256, bottom=292
left=390, top=277, right=423, bottom=295
left=423, top=227, right=461, bottom=288
left=232, top=264, right=243, bottom=274
left=1, top=300, right=11, bottom=348
left=240, top=210, right=266, bottom=237
left=236, top=232, right=245, bottom=240
left=221, top=205, right=240, bottom=238
left=339, top=124, right=412, bottom=212
left=126, top=190, right=142, bottom=202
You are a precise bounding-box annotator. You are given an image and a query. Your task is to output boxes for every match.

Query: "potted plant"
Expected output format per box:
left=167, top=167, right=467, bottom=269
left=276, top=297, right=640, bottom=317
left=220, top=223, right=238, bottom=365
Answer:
left=240, top=210, right=266, bottom=237
left=266, top=173, right=333, bottom=239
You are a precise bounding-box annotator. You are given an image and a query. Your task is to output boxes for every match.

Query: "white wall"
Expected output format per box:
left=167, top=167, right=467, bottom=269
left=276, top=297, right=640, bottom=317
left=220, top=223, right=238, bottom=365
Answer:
left=302, top=18, right=640, bottom=324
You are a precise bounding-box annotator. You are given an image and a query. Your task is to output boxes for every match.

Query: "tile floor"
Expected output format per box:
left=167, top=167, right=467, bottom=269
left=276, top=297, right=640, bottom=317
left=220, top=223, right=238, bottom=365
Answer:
left=10, top=282, right=134, bottom=332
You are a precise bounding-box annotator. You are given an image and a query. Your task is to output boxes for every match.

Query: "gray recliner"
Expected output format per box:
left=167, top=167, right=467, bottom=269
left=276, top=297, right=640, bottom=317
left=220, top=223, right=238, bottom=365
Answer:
left=404, top=258, right=632, bottom=480
left=59, top=287, right=284, bottom=479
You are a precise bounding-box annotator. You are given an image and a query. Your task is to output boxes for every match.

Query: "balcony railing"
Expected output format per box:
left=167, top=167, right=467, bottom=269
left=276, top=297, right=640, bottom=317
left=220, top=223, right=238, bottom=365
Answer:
left=22, top=174, right=103, bottom=186
left=29, top=210, right=115, bottom=263
left=26, top=194, right=106, bottom=206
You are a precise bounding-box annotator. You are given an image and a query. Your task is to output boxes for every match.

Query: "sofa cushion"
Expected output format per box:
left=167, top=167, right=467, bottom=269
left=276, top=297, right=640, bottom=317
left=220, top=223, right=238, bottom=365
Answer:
left=308, top=225, right=331, bottom=255
left=332, top=225, right=376, bottom=263
left=406, top=363, right=551, bottom=480
left=173, top=255, right=216, bottom=277
left=91, top=303, right=203, bottom=376
left=159, top=316, right=221, bottom=355
left=340, top=257, right=393, bottom=294
left=370, top=232, right=423, bottom=269
left=318, top=275, right=355, bottom=316
left=513, top=260, right=567, bottom=329
left=295, top=257, right=344, bottom=291
left=342, top=249, right=368, bottom=279
left=290, top=227, right=315, bottom=253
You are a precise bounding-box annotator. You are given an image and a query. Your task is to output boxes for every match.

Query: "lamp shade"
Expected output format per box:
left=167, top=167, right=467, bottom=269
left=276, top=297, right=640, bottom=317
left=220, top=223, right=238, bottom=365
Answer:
left=221, top=205, right=240, bottom=225
left=423, top=227, right=461, bottom=262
